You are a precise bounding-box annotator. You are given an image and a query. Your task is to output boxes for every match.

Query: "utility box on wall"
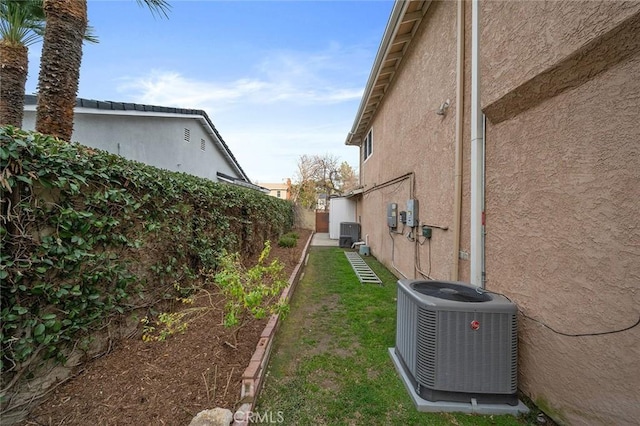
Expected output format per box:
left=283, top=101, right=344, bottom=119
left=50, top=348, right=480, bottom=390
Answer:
left=387, top=203, right=398, bottom=228
left=406, top=199, right=419, bottom=227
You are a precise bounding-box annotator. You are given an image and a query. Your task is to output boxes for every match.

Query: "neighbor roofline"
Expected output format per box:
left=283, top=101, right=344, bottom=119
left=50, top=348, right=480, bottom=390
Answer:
left=24, top=94, right=252, bottom=184
left=216, top=172, right=268, bottom=193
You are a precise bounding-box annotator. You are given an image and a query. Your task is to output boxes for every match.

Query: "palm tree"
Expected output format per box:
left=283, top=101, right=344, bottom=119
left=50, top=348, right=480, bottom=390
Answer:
left=35, top=0, right=170, bottom=140
left=0, top=0, right=97, bottom=129
left=0, top=0, right=45, bottom=127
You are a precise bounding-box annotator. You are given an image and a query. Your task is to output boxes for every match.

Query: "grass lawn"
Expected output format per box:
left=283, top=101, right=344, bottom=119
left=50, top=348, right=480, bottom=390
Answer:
left=256, top=247, right=540, bottom=425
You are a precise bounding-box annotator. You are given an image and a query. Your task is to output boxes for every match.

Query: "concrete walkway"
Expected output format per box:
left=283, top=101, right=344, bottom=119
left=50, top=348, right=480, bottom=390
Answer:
left=310, top=232, right=338, bottom=247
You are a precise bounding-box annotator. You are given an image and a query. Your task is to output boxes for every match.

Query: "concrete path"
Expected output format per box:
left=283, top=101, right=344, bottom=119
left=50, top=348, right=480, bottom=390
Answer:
left=310, top=232, right=338, bottom=247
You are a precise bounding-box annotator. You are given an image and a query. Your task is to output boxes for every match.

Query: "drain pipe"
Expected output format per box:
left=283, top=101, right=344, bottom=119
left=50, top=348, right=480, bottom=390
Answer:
left=451, top=0, right=465, bottom=281
left=470, top=0, right=485, bottom=288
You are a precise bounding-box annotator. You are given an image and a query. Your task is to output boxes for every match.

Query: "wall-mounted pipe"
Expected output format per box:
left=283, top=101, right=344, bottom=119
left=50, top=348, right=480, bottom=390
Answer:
left=452, top=0, right=465, bottom=281
left=470, top=0, right=485, bottom=288
left=365, top=172, right=415, bottom=279
left=390, top=229, right=408, bottom=279
left=362, top=172, right=414, bottom=196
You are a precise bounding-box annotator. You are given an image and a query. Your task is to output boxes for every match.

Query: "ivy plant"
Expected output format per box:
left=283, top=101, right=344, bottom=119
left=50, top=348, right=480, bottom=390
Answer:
left=0, top=127, right=294, bottom=399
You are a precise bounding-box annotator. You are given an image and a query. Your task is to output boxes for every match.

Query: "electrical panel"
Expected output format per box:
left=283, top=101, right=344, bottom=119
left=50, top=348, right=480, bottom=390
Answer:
left=406, top=199, right=419, bottom=227
left=387, top=203, right=398, bottom=228
left=399, top=211, right=407, bottom=224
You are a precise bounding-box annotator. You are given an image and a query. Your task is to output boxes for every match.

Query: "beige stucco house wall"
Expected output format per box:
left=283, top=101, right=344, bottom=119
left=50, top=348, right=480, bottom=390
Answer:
left=262, top=179, right=292, bottom=200
left=481, top=3, right=640, bottom=425
left=346, top=1, right=640, bottom=424
left=350, top=0, right=464, bottom=283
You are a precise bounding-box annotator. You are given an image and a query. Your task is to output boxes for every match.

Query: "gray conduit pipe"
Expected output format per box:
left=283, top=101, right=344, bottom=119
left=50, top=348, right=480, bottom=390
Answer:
left=452, top=0, right=465, bottom=281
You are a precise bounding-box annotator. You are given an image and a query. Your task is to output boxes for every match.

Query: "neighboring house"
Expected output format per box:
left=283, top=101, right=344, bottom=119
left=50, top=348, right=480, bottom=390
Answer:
left=345, top=1, right=639, bottom=425
left=22, top=95, right=265, bottom=191
left=262, top=179, right=292, bottom=200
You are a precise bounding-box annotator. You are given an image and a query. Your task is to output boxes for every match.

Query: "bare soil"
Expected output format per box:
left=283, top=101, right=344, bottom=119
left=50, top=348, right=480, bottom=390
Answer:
left=20, top=229, right=312, bottom=426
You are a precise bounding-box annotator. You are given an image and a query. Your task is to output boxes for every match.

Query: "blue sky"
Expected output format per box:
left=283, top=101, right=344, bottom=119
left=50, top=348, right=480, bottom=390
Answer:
left=24, top=0, right=394, bottom=184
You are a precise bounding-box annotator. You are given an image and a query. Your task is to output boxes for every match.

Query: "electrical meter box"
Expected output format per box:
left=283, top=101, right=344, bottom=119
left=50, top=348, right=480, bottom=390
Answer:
left=387, top=203, right=398, bottom=228
left=406, top=199, right=419, bottom=227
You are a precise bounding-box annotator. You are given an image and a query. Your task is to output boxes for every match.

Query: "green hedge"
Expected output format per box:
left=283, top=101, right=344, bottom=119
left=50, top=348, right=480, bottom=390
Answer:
left=0, top=127, right=293, bottom=382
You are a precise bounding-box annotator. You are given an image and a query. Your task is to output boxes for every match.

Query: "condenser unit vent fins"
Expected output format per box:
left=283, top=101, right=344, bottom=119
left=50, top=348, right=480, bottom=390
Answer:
left=394, top=279, right=519, bottom=406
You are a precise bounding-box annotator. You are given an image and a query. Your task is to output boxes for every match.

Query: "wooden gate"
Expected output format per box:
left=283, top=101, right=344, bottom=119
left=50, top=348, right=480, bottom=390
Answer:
left=315, top=211, right=329, bottom=233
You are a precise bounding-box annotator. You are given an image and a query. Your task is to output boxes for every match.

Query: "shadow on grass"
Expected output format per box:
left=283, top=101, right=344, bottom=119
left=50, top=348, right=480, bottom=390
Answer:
left=257, top=247, right=540, bottom=425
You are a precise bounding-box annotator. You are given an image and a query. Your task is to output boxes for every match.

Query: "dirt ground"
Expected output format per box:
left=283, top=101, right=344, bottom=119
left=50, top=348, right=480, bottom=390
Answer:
left=20, top=229, right=313, bottom=426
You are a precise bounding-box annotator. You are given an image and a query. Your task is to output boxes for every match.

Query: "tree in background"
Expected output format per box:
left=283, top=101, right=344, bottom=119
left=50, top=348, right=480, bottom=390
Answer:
left=338, top=161, right=358, bottom=193
left=290, top=154, right=359, bottom=209
left=35, top=0, right=169, bottom=140
left=0, top=0, right=45, bottom=127
left=291, top=154, right=317, bottom=208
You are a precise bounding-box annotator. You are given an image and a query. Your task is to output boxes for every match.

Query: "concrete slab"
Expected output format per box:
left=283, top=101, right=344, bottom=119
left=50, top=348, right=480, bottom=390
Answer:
left=310, top=232, right=338, bottom=247
left=388, top=348, right=530, bottom=416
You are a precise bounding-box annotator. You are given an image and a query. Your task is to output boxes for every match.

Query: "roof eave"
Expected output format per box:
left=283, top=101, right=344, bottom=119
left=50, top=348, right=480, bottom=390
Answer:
left=345, top=0, right=431, bottom=146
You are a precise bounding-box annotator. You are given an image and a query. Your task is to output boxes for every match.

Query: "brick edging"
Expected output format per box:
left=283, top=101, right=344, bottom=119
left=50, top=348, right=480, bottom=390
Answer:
left=233, top=232, right=315, bottom=425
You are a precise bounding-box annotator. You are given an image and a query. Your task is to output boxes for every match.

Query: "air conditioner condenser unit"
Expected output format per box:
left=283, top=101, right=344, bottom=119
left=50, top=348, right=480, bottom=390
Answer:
left=395, top=279, right=519, bottom=406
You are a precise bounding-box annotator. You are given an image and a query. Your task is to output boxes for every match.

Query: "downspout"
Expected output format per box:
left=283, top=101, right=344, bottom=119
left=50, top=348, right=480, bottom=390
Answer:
left=452, top=0, right=465, bottom=281
left=470, top=0, right=485, bottom=288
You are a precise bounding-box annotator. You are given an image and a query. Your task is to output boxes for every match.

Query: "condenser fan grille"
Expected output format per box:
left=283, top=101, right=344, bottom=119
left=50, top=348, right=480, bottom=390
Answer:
left=410, top=281, right=491, bottom=302
left=395, top=279, right=519, bottom=405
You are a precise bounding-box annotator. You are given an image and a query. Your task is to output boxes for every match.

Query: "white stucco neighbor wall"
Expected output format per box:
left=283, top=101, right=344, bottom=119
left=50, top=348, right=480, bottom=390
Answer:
left=22, top=110, right=240, bottom=182
left=329, top=197, right=357, bottom=240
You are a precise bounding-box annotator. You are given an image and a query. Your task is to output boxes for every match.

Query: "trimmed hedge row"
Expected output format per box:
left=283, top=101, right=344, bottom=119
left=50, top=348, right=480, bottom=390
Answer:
left=0, top=127, right=293, bottom=386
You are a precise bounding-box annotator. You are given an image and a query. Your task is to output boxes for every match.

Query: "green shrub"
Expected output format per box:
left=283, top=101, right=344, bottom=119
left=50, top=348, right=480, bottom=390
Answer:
left=0, top=127, right=294, bottom=392
left=278, top=235, right=298, bottom=248
left=278, top=231, right=299, bottom=247
left=211, top=241, right=289, bottom=347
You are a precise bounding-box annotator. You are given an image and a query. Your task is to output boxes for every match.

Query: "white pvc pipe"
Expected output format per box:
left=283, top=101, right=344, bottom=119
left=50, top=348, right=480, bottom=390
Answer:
left=470, top=0, right=485, bottom=288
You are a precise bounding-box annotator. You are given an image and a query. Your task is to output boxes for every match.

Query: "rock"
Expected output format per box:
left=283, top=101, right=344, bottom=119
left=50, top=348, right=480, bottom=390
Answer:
left=189, top=408, right=233, bottom=426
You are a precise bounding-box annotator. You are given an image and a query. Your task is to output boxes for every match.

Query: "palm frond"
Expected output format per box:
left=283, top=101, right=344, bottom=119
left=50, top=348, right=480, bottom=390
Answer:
left=0, top=0, right=45, bottom=45
left=136, top=0, right=171, bottom=19
left=84, top=23, right=98, bottom=44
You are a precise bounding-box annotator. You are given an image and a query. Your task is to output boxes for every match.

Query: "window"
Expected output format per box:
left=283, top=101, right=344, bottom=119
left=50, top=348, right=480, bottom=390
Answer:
left=184, top=128, right=190, bottom=143
left=363, top=128, right=373, bottom=160
left=200, top=139, right=205, bottom=151
left=277, top=190, right=281, bottom=198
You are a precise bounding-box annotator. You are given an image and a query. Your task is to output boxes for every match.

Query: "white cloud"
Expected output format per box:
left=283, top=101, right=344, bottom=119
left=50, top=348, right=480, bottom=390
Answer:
left=115, top=45, right=366, bottom=183
left=117, top=44, right=366, bottom=110
left=118, top=69, right=363, bottom=110
left=117, top=71, right=269, bottom=109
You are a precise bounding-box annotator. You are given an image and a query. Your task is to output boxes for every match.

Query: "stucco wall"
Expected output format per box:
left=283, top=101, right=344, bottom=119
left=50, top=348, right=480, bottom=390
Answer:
left=485, top=33, right=640, bottom=426
left=359, top=0, right=463, bottom=281
left=480, top=1, right=640, bottom=118
left=293, top=205, right=315, bottom=231
left=22, top=111, right=240, bottom=182
left=354, top=0, right=639, bottom=423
